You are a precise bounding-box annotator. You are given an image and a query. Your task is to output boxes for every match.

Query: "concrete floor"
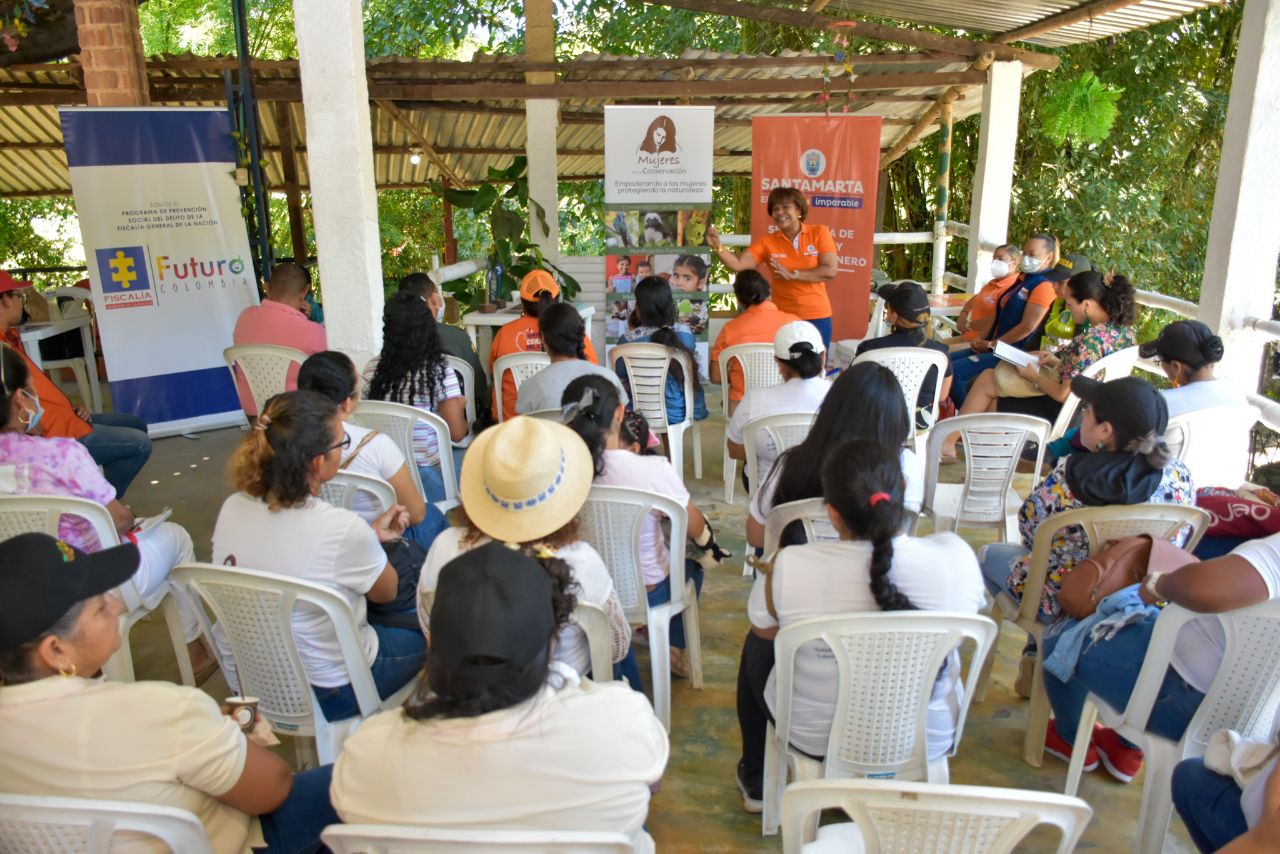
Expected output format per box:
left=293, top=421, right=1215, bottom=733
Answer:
left=122, top=397, right=1194, bottom=853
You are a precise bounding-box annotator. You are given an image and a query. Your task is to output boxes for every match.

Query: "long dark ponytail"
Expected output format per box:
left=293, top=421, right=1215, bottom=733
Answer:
left=820, top=438, right=917, bottom=612
left=631, top=276, right=702, bottom=394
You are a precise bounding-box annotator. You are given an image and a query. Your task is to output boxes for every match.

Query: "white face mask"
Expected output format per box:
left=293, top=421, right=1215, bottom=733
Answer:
left=434, top=303, right=445, bottom=323
left=1019, top=255, right=1043, bottom=274
left=990, top=259, right=1011, bottom=279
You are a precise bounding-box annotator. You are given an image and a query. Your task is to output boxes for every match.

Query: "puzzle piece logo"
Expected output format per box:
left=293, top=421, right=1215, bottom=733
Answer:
left=95, top=246, right=153, bottom=309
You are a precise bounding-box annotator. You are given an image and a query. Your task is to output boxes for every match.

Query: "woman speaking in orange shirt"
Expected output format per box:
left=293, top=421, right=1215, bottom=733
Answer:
left=707, top=187, right=840, bottom=352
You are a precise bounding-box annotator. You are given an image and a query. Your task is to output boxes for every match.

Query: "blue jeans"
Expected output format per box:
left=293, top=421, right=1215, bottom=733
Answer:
left=77, top=411, right=152, bottom=497
left=1041, top=612, right=1205, bottom=747
left=402, top=503, right=449, bottom=552
left=646, top=559, right=704, bottom=649
left=949, top=351, right=997, bottom=407
left=1172, top=758, right=1249, bottom=853
left=804, top=317, right=832, bottom=353
left=613, top=646, right=644, bottom=691
left=418, top=446, right=467, bottom=505
left=255, top=765, right=340, bottom=854
left=313, top=622, right=426, bottom=722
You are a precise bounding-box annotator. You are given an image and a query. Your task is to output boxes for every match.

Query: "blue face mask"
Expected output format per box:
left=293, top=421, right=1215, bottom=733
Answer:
left=19, top=390, right=44, bottom=433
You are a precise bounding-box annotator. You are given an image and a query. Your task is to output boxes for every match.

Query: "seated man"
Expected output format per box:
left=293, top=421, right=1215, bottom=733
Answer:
left=0, top=273, right=151, bottom=498
left=231, top=262, right=327, bottom=416
left=398, top=272, right=489, bottom=422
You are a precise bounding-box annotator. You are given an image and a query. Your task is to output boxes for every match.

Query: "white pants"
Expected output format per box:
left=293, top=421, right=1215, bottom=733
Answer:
left=131, top=522, right=202, bottom=643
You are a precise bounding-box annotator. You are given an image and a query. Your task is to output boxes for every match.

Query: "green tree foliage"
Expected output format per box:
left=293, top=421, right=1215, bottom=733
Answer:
left=0, top=197, right=82, bottom=286
left=1040, top=71, right=1124, bottom=146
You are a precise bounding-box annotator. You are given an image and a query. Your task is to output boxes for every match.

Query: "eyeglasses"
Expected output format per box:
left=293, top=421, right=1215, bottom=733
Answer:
left=325, top=434, right=352, bottom=455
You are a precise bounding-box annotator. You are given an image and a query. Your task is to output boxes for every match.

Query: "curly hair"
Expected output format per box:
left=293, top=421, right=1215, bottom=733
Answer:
left=453, top=505, right=583, bottom=553
left=368, top=291, right=451, bottom=409
left=1067, top=270, right=1137, bottom=326
left=229, top=390, right=340, bottom=510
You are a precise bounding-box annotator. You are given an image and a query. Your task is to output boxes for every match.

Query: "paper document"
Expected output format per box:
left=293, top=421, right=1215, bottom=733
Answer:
left=131, top=507, right=173, bottom=536
left=994, top=341, right=1039, bottom=370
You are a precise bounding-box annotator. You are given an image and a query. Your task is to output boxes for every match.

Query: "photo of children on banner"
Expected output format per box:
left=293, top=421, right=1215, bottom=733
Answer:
left=607, top=255, right=651, bottom=295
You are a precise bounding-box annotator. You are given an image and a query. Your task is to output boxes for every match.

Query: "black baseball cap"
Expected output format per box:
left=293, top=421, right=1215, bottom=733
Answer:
left=0, top=533, right=140, bottom=651
left=1070, top=375, right=1168, bottom=443
left=876, top=280, right=930, bottom=320
left=1044, top=253, right=1092, bottom=283
left=429, top=541, right=556, bottom=686
left=1139, top=320, right=1224, bottom=366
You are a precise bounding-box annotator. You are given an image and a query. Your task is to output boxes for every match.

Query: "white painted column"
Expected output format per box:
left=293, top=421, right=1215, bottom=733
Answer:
left=293, top=0, right=383, bottom=367
left=525, top=99, right=561, bottom=260
left=1196, top=0, right=1280, bottom=389
left=966, top=60, right=1023, bottom=292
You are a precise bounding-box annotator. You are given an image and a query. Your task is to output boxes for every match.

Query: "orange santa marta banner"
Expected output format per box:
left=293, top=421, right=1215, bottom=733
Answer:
left=750, top=115, right=881, bottom=340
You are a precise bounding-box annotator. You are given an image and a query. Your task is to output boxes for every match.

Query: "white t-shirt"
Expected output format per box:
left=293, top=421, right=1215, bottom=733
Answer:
left=750, top=446, right=925, bottom=525
left=419, top=527, right=617, bottom=676
left=1162, top=378, right=1246, bottom=419
left=747, top=534, right=986, bottom=759
left=1162, top=380, right=1254, bottom=488
left=1171, top=532, right=1280, bottom=693
left=340, top=421, right=407, bottom=521
left=212, top=493, right=389, bottom=688
left=726, top=376, right=830, bottom=480
left=0, top=676, right=256, bottom=854
left=595, top=448, right=690, bottom=586
left=331, top=662, right=669, bottom=854
left=516, top=359, right=628, bottom=414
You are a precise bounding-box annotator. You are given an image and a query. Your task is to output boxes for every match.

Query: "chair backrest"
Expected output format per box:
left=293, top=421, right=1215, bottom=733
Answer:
left=349, top=400, right=454, bottom=503
left=318, top=471, right=397, bottom=517
left=172, top=562, right=385, bottom=733
left=762, top=497, right=840, bottom=555
left=773, top=612, right=997, bottom=780
left=494, top=352, right=551, bottom=422
left=223, top=344, right=307, bottom=415
left=322, top=825, right=633, bottom=854
left=1048, top=345, right=1140, bottom=441
left=1014, top=502, right=1211, bottom=626
left=0, top=494, right=143, bottom=612
left=851, top=346, right=950, bottom=431
left=526, top=407, right=565, bottom=421
left=610, top=342, right=694, bottom=433
left=780, top=779, right=1091, bottom=854
left=717, top=342, right=783, bottom=417
left=1165, top=403, right=1260, bottom=489
left=445, top=355, right=478, bottom=428
left=0, top=793, right=213, bottom=854
left=923, top=413, right=1051, bottom=524
left=43, top=287, right=93, bottom=320
left=742, top=411, right=818, bottom=499
left=572, top=601, right=615, bottom=682
left=578, top=485, right=689, bottom=624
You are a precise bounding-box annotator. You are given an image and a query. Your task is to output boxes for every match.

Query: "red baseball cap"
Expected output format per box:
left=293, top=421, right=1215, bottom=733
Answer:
left=0, top=270, right=31, bottom=295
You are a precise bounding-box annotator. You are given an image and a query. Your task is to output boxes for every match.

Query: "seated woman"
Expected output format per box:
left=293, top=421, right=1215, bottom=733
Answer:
left=1143, top=319, right=1242, bottom=417
left=709, top=270, right=801, bottom=416
left=940, top=244, right=1021, bottom=350
left=0, top=533, right=339, bottom=853
left=0, top=346, right=213, bottom=678
left=364, top=291, right=469, bottom=505
left=298, top=350, right=442, bottom=550
left=564, top=374, right=723, bottom=678
left=941, top=269, right=1137, bottom=458
left=333, top=542, right=668, bottom=852
left=1042, top=530, right=1280, bottom=786
left=856, top=279, right=952, bottom=428
left=516, top=302, right=627, bottom=415
left=726, top=321, right=829, bottom=486
left=416, top=415, right=634, bottom=685
left=490, top=269, right=598, bottom=421
left=213, top=390, right=425, bottom=723
left=734, top=438, right=985, bottom=812
left=747, top=361, right=924, bottom=551
left=617, top=276, right=709, bottom=425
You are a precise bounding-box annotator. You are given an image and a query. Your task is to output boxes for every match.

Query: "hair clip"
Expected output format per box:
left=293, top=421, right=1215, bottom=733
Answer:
left=531, top=543, right=556, bottom=560
left=254, top=413, right=272, bottom=432
left=868, top=491, right=891, bottom=507
left=1103, top=270, right=1116, bottom=288
left=560, top=387, right=597, bottom=422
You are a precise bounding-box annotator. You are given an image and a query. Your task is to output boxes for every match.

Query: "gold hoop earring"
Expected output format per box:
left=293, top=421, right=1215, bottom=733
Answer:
left=58, top=663, right=77, bottom=678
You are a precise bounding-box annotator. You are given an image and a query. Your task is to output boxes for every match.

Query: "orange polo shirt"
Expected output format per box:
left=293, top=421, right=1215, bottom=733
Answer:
left=959, top=273, right=1020, bottom=341
left=709, top=301, right=800, bottom=401
left=488, top=314, right=599, bottom=420
left=748, top=222, right=838, bottom=320
left=2, top=330, right=92, bottom=439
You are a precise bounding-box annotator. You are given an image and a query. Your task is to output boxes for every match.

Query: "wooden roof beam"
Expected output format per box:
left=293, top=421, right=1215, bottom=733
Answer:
left=374, top=99, right=468, bottom=187
left=880, top=51, right=994, bottom=169
left=996, top=0, right=1150, bottom=44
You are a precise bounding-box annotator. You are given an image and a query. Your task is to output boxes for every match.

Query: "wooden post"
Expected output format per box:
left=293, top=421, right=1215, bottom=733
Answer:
left=873, top=167, right=889, bottom=268
left=931, top=98, right=954, bottom=292
left=274, top=103, right=308, bottom=263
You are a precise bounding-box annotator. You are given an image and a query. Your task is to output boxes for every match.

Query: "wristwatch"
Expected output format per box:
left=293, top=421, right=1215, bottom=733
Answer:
left=1145, top=571, right=1166, bottom=602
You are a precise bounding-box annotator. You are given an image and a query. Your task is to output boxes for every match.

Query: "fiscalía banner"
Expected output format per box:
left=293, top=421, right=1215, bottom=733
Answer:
left=604, top=105, right=715, bottom=208
left=59, top=107, right=258, bottom=436
left=751, top=115, right=881, bottom=340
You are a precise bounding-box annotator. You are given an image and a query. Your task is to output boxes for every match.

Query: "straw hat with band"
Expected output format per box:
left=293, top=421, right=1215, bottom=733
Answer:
left=519, top=270, right=561, bottom=302
left=459, top=415, right=593, bottom=543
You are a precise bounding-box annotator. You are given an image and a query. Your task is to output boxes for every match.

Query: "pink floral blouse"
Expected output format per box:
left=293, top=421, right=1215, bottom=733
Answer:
left=0, top=432, right=116, bottom=551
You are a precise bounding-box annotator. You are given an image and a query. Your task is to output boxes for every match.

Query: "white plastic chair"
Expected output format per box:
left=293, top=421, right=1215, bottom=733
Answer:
left=172, top=562, right=417, bottom=766
left=322, top=825, right=633, bottom=853
left=718, top=342, right=784, bottom=503
left=1048, top=345, right=1140, bottom=442
left=922, top=413, right=1050, bottom=541
left=1165, top=402, right=1260, bottom=490
left=780, top=779, right=1091, bottom=854
left=494, top=352, right=551, bottom=422
left=444, top=355, right=477, bottom=447
left=0, top=493, right=195, bottom=686
left=223, top=343, right=307, bottom=417
left=573, top=601, right=616, bottom=683
left=38, top=287, right=101, bottom=411
left=742, top=412, right=818, bottom=503
left=832, top=295, right=887, bottom=363
left=1063, top=599, right=1280, bottom=854
left=577, top=485, right=703, bottom=729
left=350, top=400, right=458, bottom=512
left=762, top=612, right=998, bottom=835
left=0, top=793, right=212, bottom=854
left=319, top=470, right=397, bottom=516
left=851, top=346, right=950, bottom=455
left=610, top=342, right=703, bottom=481
left=982, top=503, right=1210, bottom=767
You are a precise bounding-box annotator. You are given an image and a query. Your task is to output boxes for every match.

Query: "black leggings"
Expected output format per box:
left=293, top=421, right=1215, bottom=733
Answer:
left=736, top=630, right=776, bottom=785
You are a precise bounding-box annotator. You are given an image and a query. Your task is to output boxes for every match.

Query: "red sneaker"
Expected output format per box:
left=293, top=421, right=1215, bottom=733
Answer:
left=1093, top=727, right=1144, bottom=783
left=1044, top=720, right=1099, bottom=771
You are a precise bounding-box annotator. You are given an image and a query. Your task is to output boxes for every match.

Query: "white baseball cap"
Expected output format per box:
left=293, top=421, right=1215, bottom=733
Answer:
left=773, top=321, right=825, bottom=360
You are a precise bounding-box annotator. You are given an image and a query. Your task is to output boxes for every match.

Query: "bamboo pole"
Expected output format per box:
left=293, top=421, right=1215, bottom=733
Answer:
left=931, top=98, right=954, bottom=293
